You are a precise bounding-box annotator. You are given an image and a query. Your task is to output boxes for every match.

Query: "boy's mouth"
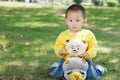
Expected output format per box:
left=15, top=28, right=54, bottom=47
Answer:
left=72, top=27, right=77, bottom=28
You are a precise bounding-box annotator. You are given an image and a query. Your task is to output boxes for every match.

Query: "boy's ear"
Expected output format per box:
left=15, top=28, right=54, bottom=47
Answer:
left=83, top=18, right=87, bottom=23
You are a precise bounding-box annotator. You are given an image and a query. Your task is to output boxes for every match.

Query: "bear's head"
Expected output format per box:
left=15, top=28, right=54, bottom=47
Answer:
left=63, top=57, right=88, bottom=80
left=66, top=38, right=86, bottom=56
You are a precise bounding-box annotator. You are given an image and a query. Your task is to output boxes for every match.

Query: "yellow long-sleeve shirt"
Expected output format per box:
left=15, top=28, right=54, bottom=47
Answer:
left=54, top=29, right=98, bottom=60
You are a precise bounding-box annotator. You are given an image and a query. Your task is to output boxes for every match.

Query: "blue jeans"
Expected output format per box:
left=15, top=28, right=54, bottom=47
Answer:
left=86, top=60, right=102, bottom=80
left=49, top=59, right=102, bottom=80
left=49, top=59, right=64, bottom=77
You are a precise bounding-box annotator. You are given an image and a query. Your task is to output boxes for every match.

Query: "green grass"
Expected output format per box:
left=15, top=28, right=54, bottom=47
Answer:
left=86, top=8, right=120, bottom=80
left=0, top=1, right=120, bottom=80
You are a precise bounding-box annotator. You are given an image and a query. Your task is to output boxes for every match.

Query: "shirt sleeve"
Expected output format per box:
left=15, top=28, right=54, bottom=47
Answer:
left=54, top=33, right=65, bottom=58
left=86, top=31, right=98, bottom=59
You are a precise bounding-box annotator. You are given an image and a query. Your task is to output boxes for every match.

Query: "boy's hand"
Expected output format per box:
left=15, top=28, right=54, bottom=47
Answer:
left=81, top=52, right=90, bottom=60
left=58, top=49, right=67, bottom=56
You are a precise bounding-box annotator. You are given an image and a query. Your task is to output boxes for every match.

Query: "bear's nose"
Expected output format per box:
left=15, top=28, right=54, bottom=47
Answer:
left=73, top=50, right=76, bottom=51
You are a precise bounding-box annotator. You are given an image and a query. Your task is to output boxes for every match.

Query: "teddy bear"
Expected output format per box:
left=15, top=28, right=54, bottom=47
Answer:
left=66, top=38, right=86, bottom=57
left=62, top=38, right=88, bottom=80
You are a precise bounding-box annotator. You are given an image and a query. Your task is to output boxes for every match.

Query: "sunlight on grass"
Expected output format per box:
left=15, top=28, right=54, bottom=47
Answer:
left=0, top=33, right=9, bottom=51
left=109, top=58, right=119, bottom=64
left=9, top=61, right=23, bottom=66
left=15, top=22, right=60, bottom=28
left=0, top=39, right=9, bottom=48
left=29, top=60, right=39, bottom=67
left=89, top=16, right=109, bottom=20
left=0, top=61, right=23, bottom=72
left=98, top=46, right=111, bottom=54
left=102, top=27, right=113, bottom=31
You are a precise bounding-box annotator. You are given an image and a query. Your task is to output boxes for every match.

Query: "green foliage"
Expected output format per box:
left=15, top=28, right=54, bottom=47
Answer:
left=118, top=0, right=120, bottom=4
left=107, top=0, right=117, bottom=7
left=92, top=0, right=104, bottom=6
left=73, top=0, right=83, bottom=4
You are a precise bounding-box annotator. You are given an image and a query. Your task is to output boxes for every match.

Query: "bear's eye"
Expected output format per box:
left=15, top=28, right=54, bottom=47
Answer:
left=67, top=71, right=72, bottom=75
left=81, top=72, right=85, bottom=75
left=79, top=71, right=85, bottom=75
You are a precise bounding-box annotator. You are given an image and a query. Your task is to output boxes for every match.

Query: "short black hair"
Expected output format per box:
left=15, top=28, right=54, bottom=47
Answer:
left=65, top=4, right=86, bottom=18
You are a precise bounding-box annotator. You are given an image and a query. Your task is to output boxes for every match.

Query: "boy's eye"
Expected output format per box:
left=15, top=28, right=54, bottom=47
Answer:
left=69, top=20, right=72, bottom=22
left=76, top=20, right=80, bottom=22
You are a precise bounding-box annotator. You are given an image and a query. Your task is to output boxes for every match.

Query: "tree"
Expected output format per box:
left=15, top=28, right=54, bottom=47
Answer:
left=73, top=0, right=83, bottom=4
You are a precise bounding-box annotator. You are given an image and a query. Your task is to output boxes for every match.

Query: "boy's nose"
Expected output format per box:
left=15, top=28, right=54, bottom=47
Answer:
left=72, top=22, right=77, bottom=27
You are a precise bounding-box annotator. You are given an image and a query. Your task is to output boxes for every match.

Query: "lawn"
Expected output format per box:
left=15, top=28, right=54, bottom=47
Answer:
left=0, top=1, right=120, bottom=80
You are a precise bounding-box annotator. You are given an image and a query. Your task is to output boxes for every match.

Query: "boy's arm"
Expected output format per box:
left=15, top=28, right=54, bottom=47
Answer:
left=54, top=33, right=65, bottom=58
left=86, top=32, right=98, bottom=59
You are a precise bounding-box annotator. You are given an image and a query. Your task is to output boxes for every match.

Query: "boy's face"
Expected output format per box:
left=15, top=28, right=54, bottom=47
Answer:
left=65, top=10, right=86, bottom=33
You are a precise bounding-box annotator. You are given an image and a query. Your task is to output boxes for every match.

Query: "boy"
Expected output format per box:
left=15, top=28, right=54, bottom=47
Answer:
left=49, top=4, right=107, bottom=80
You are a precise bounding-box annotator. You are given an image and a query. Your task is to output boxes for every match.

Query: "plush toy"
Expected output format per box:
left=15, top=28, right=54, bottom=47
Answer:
left=63, top=57, right=88, bottom=80
left=63, top=38, right=88, bottom=80
left=66, top=38, right=86, bottom=57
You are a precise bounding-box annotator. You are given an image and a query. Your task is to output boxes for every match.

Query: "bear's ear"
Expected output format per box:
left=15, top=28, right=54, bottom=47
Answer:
left=66, top=40, right=70, bottom=42
left=82, top=40, right=86, bottom=43
left=65, top=60, right=69, bottom=64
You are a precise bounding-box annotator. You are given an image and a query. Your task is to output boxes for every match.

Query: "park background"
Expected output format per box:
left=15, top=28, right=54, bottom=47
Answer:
left=0, top=0, right=120, bottom=80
